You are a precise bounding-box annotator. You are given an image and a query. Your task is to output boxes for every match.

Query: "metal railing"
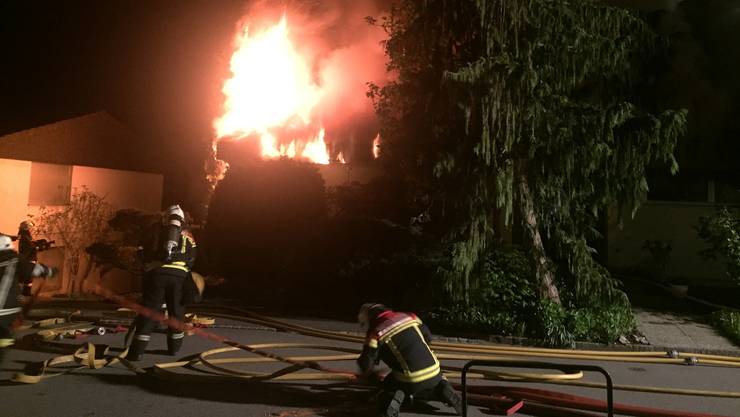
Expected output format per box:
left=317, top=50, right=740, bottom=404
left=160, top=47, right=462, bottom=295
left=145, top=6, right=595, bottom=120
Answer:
left=460, top=359, right=614, bottom=417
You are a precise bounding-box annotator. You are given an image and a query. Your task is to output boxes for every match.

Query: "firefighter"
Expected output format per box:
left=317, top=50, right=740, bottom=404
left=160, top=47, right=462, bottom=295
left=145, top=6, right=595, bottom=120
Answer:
left=126, top=205, right=196, bottom=361
left=0, top=234, right=57, bottom=365
left=17, top=221, right=37, bottom=296
left=357, top=303, right=463, bottom=417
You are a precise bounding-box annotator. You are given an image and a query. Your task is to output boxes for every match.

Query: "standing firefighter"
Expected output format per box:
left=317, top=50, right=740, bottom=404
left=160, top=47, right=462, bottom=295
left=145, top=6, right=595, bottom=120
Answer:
left=17, top=221, right=37, bottom=296
left=357, top=303, right=462, bottom=417
left=126, top=205, right=196, bottom=361
left=0, top=234, right=57, bottom=364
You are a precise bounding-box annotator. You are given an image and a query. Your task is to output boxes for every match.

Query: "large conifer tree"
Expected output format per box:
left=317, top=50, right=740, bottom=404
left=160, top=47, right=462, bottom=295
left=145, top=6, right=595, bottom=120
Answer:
left=371, top=0, right=687, bottom=305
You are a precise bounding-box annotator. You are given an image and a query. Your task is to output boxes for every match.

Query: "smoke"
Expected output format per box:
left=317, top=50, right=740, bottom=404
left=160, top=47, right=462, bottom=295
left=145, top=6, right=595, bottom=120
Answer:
left=222, top=0, right=390, bottom=162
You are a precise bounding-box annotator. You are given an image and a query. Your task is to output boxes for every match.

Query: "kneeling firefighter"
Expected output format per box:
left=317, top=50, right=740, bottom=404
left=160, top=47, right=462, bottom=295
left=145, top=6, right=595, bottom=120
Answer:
left=357, top=303, right=463, bottom=417
left=126, top=205, right=196, bottom=361
left=0, top=234, right=57, bottom=364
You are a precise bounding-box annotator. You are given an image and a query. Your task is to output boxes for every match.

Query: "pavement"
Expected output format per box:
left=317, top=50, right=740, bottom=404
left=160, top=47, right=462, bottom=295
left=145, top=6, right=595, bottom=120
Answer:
left=622, top=276, right=740, bottom=356
left=633, top=307, right=740, bottom=354
left=0, top=299, right=739, bottom=417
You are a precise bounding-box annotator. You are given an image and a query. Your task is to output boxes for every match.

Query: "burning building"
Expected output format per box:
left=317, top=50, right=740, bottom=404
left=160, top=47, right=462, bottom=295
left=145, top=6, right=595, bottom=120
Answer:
left=210, top=2, right=387, bottom=170
left=202, top=3, right=392, bottom=301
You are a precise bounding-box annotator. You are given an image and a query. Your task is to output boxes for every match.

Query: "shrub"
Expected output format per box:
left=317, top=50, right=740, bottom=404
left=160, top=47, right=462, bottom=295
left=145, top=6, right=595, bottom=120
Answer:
left=206, top=160, right=328, bottom=294
left=32, top=188, right=112, bottom=295
left=425, top=246, right=636, bottom=346
left=568, top=302, right=636, bottom=343
left=711, top=309, right=740, bottom=347
left=697, top=208, right=740, bottom=285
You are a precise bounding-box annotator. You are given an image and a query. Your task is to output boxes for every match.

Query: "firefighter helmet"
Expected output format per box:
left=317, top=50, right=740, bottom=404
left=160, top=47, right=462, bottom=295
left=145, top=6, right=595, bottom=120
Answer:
left=19, top=220, right=34, bottom=232
left=358, top=303, right=387, bottom=330
left=166, top=205, right=185, bottom=224
left=0, top=235, right=13, bottom=251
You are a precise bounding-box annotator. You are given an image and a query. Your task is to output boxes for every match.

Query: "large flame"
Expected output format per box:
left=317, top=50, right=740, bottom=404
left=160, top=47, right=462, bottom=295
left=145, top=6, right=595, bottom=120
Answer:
left=214, top=16, right=331, bottom=164
left=372, top=133, right=381, bottom=159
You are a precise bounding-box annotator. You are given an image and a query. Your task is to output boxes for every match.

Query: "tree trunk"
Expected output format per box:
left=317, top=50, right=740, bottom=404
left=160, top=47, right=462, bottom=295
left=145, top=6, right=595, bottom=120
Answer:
left=62, top=261, right=75, bottom=296
left=463, top=274, right=470, bottom=306
left=518, top=173, right=561, bottom=304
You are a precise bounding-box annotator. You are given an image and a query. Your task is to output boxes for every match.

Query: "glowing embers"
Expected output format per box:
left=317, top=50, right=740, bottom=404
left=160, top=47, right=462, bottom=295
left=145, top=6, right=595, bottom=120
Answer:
left=214, top=16, right=329, bottom=164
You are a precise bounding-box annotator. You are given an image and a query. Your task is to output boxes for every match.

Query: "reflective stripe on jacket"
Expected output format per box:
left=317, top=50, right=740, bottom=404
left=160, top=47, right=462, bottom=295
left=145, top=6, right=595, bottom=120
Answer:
left=360, top=311, right=441, bottom=384
left=161, top=234, right=196, bottom=273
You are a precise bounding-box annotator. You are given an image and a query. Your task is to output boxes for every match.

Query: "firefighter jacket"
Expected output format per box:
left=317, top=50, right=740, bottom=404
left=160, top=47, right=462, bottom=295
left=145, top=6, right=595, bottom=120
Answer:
left=158, top=233, right=196, bottom=277
left=18, top=230, right=36, bottom=262
left=0, top=251, right=53, bottom=318
left=357, top=310, right=442, bottom=386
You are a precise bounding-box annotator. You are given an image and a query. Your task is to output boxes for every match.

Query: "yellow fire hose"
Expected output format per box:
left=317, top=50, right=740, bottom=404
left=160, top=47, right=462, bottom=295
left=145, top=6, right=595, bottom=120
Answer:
left=194, top=305, right=740, bottom=367
left=8, top=305, right=740, bottom=401
left=10, top=342, right=144, bottom=384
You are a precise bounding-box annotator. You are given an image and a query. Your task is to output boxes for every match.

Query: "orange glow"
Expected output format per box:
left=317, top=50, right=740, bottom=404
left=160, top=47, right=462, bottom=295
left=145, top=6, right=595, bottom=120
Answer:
left=372, top=133, right=381, bottom=159
left=214, top=16, right=331, bottom=164
left=301, top=128, right=330, bottom=165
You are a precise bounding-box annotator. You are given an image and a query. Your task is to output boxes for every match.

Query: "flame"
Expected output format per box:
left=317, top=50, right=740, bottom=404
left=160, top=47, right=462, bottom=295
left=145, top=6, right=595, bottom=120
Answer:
left=372, top=133, right=381, bottom=159
left=302, top=128, right=330, bottom=165
left=214, top=16, right=331, bottom=164
left=337, top=152, right=346, bottom=164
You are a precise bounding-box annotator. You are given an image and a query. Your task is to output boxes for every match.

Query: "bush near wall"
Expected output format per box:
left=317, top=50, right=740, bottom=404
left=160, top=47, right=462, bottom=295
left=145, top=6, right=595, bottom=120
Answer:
left=425, top=247, right=637, bottom=347
left=711, top=309, right=740, bottom=347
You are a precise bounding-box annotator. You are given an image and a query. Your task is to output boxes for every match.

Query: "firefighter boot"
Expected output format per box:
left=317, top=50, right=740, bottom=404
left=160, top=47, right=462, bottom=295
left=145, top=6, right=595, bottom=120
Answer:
left=378, top=389, right=405, bottom=417
left=436, top=380, right=463, bottom=415
left=126, top=337, right=149, bottom=361
left=167, top=333, right=184, bottom=356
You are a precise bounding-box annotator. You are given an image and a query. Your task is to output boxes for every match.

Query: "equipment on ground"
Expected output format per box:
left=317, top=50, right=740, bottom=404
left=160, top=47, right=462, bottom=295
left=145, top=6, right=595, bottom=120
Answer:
left=9, top=301, right=740, bottom=417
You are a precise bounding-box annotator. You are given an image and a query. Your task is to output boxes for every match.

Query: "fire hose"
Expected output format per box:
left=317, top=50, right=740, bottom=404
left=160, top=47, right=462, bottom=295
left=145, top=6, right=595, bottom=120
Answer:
left=17, top=300, right=740, bottom=381
left=10, top=337, right=738, bottom=417
left=197, top=305, right=740, bottom=367
left=7, top=287, right=740, bottom=417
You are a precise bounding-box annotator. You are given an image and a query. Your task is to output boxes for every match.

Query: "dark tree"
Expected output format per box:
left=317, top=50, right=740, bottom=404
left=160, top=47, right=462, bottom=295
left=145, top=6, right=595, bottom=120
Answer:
left=205, top=160, right=328, bottom=297
left=371, top=0, right=687, bottom=305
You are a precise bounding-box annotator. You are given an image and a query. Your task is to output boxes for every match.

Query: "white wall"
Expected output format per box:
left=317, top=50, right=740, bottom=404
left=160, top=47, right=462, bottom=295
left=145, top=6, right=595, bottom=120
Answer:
left=66, top=166, right=163, bottom=293
left=0, top=158, right=163, bottom=294
left=0, top=158, right=32, bottom=236
left=71, top=165, right=163, bottom=212
left=608, top=201, right=727, bottom=283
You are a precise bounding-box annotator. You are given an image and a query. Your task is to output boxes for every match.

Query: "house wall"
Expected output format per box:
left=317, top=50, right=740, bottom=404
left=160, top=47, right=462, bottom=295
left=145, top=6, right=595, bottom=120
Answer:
left=608, top=201, right=727, bottom=283
left=0, top=158, right=31, bottom=235
left=67, top=166, right=163, bottom=294
left=71, top=165, right=163, bottom=212
left=0, top=158, right=163, bottom=294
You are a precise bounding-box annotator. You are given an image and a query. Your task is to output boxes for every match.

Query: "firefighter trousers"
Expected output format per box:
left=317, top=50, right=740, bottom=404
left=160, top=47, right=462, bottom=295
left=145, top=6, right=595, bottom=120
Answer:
left=0, top=313, right=18, bottom=365
left=127, top=270, right=186, bottom=359
left=378, top=377, right=462, bottom=417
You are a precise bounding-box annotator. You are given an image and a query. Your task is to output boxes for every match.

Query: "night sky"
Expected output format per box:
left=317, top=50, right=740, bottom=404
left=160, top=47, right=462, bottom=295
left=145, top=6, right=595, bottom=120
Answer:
left=1, top=0, right=738, bottom=179
left=0, top=0, right=248, bottom=163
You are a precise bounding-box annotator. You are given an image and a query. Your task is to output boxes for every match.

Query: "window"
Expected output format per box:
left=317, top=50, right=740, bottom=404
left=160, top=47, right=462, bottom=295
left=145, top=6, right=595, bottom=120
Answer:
left=28, top=162, right=72, bottom=206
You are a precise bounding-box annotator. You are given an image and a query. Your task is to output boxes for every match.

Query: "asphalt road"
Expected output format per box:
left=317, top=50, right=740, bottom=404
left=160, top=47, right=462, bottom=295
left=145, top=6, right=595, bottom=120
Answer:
left=1, top=305, right=739, bottom=417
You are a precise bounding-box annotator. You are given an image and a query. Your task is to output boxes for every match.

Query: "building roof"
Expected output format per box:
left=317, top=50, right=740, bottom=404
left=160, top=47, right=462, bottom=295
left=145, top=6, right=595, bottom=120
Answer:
left=0, top=111, right=160, bottom=173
